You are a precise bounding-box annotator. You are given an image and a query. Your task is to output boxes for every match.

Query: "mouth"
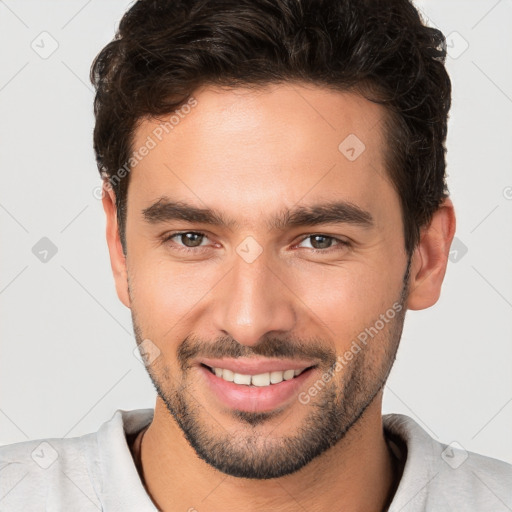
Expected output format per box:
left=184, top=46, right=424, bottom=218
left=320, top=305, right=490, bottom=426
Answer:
left=197, top=359, right=318, bottom=413
left=200, top=363, right=315, bottom=387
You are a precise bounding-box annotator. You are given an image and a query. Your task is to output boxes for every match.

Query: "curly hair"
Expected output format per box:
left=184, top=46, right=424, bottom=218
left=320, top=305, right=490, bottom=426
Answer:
left=90, top=0, right=451, bottom=255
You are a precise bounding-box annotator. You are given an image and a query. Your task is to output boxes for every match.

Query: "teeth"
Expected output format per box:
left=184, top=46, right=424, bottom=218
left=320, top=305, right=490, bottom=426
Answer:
left=233, top=372, right=251, bottom=385
left=222, top=369, right=234, bottom=382
left=270, top=371, right=284, bottom=384
left=283, top=369, right=295, bottom=380
left=251, top=373, right=270, bottom=387
left=209, top=366, right=308, bottom=386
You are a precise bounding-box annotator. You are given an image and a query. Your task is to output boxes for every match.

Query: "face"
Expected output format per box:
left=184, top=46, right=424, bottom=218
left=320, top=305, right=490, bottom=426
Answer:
left=111, top=83, right=414, bottom=479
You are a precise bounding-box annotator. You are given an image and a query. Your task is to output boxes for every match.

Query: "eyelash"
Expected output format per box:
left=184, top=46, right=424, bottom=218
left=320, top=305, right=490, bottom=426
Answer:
left=161, top=231, right=350, bottom=255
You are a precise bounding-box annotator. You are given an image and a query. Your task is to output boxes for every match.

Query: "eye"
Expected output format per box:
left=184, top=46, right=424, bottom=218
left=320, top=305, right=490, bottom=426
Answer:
left=161, top=231, right=349, bottom=255
left=163, top=231, right=211, bottom=251
left=296, top=234, right=349, bottom=253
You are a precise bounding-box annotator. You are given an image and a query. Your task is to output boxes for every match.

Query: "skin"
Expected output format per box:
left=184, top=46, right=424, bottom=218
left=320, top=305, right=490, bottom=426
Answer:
left=102, top=82, right=455, bottom=511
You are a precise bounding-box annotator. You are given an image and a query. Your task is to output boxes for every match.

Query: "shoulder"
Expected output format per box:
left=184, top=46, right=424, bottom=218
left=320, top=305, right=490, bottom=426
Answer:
left=0, top=432, right=101, bottom=511
left=0, top=408, right=154, bottom=511
left=384, top=413, right=512, bottom=511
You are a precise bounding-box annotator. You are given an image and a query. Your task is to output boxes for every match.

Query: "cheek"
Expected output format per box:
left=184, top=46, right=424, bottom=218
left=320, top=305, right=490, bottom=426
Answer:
left=290, top=262, right=403, bottom=347
left=129, top=261, right=215, bottom=371
left=128, top=253, right=222, bottom=332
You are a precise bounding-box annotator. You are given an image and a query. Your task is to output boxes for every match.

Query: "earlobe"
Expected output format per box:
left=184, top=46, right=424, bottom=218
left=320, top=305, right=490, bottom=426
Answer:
left=406, top=198, right=456, bottom=311
left=102, top=181, right=131, bottom=308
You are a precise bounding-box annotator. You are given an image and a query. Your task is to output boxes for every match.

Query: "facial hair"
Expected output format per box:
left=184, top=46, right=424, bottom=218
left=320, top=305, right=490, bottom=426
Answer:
left=131, top=259, right=411, bottom=479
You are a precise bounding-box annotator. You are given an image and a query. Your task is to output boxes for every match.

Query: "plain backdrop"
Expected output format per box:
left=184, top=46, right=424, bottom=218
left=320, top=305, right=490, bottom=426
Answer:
left=0, top=0, right=511, bottom=465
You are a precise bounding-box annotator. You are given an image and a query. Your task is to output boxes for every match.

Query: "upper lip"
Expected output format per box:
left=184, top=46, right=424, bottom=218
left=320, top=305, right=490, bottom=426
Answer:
left=199, top=357, right=317, bottom=375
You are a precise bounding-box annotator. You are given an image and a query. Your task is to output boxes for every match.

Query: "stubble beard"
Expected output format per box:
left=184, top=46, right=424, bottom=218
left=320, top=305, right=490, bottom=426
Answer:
left=131, top=260, right=410, bottom=479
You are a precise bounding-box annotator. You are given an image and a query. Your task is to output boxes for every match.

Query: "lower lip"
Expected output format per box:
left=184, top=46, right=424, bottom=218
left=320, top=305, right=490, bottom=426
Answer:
left=199, top=365, right=315, bottom=413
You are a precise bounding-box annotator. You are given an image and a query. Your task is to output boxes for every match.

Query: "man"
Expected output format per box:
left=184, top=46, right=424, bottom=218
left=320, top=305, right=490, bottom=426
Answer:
left=1, top=0, right=511, bottom=510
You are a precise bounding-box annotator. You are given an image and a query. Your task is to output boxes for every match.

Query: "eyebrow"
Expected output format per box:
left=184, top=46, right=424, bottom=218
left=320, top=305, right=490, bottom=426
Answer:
left=142, top=197, right=374, bottom=231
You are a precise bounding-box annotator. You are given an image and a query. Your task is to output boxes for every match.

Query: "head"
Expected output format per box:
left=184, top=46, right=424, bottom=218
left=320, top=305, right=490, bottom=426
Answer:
left=91, top=0, right=455, bottom=479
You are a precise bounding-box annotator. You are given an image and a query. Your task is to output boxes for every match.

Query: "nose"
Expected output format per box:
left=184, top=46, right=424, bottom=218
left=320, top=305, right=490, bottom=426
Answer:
left=210, top=249, right=297, bottom=347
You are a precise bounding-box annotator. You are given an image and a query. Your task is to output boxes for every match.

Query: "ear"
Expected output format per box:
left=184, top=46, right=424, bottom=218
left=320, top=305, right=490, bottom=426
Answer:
left=102, top=181, right=131, bottom=308
left=407, top=197, right=456, bottom=310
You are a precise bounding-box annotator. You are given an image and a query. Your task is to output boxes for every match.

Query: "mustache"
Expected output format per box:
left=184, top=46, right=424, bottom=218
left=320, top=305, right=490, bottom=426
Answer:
left=177, top=334, right=337, bottom=372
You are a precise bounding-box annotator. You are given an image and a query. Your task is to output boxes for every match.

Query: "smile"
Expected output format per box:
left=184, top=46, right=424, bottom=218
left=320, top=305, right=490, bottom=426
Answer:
left=202, top=364, right=311, bottom=387
left=198, top=359, right=318, bottom=412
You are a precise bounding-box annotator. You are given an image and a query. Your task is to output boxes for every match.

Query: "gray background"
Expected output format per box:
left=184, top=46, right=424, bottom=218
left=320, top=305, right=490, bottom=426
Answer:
left=1, top=0, right=511, bottom=465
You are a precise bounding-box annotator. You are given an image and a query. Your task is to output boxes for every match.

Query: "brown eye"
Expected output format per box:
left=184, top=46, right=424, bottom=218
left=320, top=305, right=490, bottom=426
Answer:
left=163, top=231, right=210, bottom=252
left=296, top=234, right=349, bottom=253
left=309, top=235, right=334, bottom=249
left=178, top=232, right=205, bottom=247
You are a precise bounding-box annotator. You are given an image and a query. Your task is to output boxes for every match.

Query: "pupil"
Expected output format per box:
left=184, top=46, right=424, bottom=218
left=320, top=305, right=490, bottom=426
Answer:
left=312, top=235, right=331, bottom=249
left=183, top=233, right=203, bottom=247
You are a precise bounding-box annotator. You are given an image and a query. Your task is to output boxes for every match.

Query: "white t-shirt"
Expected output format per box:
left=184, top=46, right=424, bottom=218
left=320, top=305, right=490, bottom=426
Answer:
left=0, top=409, right=510, bottom=511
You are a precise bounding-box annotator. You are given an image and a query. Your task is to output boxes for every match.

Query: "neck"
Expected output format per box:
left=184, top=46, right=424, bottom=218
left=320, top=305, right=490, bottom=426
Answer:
left=136, top=392, right=397, bottom=512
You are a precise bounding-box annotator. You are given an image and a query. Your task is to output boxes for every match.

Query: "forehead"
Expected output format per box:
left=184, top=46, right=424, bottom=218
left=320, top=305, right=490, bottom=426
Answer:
left=128, top=83, right=396, bottom=225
